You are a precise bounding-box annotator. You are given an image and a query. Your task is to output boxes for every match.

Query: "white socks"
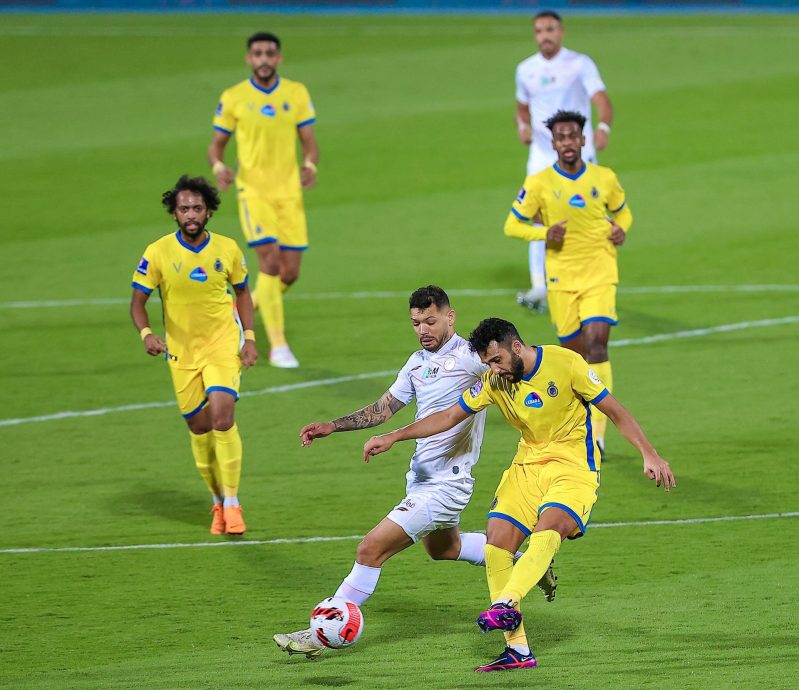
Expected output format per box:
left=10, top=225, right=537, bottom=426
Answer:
left=528, top=236, right=547, bottom=294
left=334, top=562, right=381, bottom=606
left=457, top=532, right=487, bottom=566
left=222, top=496, right=239, bottom=508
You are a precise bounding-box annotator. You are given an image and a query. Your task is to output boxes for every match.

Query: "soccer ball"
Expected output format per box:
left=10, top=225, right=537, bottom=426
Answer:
left=309, top=597, right=364, bottom=649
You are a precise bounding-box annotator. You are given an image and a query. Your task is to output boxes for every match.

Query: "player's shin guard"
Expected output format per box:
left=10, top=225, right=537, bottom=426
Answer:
left=485, top=544, right=529, bottom=649
left=189, top=430, right=221, bottom=499
left=500, top=530, right=561, bottom=606
left=213, top=424, right=242, bottom=498
left=590, top=360, right=613, bottom=443
left=334, top=562, right=381, bottom=606
left=256, top=272, right=287, bottom=348
left=457, top=532, right=488, bottom=566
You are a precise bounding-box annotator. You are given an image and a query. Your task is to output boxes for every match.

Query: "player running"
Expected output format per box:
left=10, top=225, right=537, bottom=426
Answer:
left=504, top=109, right=632, bottom=458
left=364, top=317, right=674, bottom=672
left=273, top=287, right=556, bottom=659
left=130, top=175, right=257, bottom=535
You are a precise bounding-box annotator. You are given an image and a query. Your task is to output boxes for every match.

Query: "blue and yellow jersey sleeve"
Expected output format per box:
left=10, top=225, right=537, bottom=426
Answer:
left=131, top=244, right=161, bottom=295
left=459, top=373, right=494, bottom=414
left=571, top=355, right=609, bottom=406
left=504, top=177, right=548, bottom=242
left=604, top=168, right=633, bottom=232
left=228, top=243, right=248, bottom=288
left=294, top=83, right=316, bottom=128
left=213, top=89, right=237, bottom=135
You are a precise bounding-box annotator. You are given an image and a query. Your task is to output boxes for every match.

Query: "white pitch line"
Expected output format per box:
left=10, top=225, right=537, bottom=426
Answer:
left=1, top=316, right=798, bottom=429
left=2, top=512, right=796, bottom=556
left=1, top=284, right=797, bottom=310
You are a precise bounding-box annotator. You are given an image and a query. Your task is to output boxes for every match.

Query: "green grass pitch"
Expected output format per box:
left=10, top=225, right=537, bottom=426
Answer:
left=1, top=11, right=798, bottom=689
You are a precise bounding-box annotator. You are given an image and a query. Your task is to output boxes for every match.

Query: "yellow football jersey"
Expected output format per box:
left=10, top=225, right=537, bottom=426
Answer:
left=458, top=346, right=608, bottom=471
left=505, top=162, right=633, bottom=291
left=213, top=77, right=315, bottom=200
left=131, top=231, right=248, bottom=369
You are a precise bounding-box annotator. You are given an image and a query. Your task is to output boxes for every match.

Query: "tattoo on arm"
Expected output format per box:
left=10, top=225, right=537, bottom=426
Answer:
left=332, top=392, right=405, bottom=432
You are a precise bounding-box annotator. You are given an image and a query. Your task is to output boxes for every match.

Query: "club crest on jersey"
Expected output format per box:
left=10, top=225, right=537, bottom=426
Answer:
left=136, top=257, right=149, bottom=276
left=282, top=102, right=290, bottom=112
left=261, top=104, right=276, bottom=117
left=469, top=380, right=483, bottom=397
left=547, top=381, right=559, bottom=398
left=422, top=367, right=439, bottom=379
left=515, top=188, right=526, bottom=204
left=215, top=102, right=223, bottom=116
left=189, top=267, right=208, bottom=283
left=568, top=194, right=586, bottom=208
left=214, top=258, right=223, bottom=272
left=443, top=356, right=456, bottom=371
left=591, top=186, right=599, bottom=199
left=524, top=392, right=543, bottom=409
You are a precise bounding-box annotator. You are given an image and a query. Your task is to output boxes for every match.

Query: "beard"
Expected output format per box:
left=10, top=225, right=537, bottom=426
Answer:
left=508, top=352, right=525, bottom=383
left=178, top=218, right=207, bottom=238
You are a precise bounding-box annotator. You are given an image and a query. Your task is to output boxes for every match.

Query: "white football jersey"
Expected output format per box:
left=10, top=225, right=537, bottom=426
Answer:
left=389, top=333, right=487, bottom=485
left=515, top=47, right=606, bottom=174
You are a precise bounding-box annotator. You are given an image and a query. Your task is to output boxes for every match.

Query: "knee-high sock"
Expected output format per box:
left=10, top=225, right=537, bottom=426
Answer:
left=485, top=544, right=529, bottom=651
left=499, top=530, right=561, bottom=606
left=255, top=272, right=286, bottom=349
left=334, top=562, right=381, bottom=606
left=189, top=430, right=221, bottom=501
left=528, top=237, right=547, bottom=292
left=590, top=360, right=613, bottom=443
left=213, top=424, right=242, bottom=499
left=457, top=532, right=488, bottom=565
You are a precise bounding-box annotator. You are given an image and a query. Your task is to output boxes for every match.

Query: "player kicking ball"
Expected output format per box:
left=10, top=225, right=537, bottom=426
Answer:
left=364, top=318, right=675, bottom=671
left=273, top=287, right=556, bottom=659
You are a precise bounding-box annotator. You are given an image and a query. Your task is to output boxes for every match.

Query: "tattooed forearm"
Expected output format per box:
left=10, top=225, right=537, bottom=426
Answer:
left=332, top=392, right=405, bottom=432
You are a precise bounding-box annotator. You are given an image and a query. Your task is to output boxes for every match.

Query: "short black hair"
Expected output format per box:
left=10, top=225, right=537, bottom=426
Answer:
left=248, top=31, right=281, bottom=50
left=468, top=318, right=522, bottom=354
left=545, top=109, right=586, bottom=132
left=161, top=175, right=221, bottom=214
left=534, top=10, right=562, bottom=23
left=409, top=285, right=450, bottom=311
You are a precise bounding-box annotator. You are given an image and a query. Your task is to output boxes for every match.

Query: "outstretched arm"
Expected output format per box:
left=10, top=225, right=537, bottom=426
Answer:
left=362, top=403, right=470, bottom=462
left=300, top=391, right=406, bottom=446
left=595, top=394, right=676, bottom=491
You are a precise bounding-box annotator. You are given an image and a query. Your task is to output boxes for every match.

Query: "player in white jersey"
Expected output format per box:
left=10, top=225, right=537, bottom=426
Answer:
left=514, top=11, right=614, bottom=311
left=273, top=286, right=555, bottom=658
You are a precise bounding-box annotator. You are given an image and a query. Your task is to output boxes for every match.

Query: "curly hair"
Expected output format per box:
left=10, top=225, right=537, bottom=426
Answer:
left=468, top=318, right=522, bottom=354
left=161, top=175, right=221, bottom=214
left=545, top=109, right=586, bottom=133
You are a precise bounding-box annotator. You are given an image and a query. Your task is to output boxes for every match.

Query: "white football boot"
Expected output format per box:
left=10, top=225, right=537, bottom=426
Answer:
left=273, top=628, right=324, bottom=660
left=269, top=345, right=300, bottom=369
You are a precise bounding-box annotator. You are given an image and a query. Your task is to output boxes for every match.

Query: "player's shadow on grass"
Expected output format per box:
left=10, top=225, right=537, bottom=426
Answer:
left=113, top=486, right=209, bottom=528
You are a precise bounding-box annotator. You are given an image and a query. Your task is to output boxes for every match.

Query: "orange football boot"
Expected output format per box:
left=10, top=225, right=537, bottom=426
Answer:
left=224, top=505, right=246, bottom=535
left=210, top=503, right=225, bottom=535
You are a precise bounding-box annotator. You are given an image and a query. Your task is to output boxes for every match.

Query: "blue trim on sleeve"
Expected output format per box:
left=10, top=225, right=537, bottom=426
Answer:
left=558, top=327, right=582, bottom=342
left=278, top=244, right=308, bottom=251
left=610, top=201, right=626, bottom=214
left=487, top=512, right=532, bottom=537
left=590, top=388, right=609, bottom=405
left=213, top=125, right=233, bottom=135
left=510, top=207, right=531, bottom=222
left=521, top=346, right=542, bottom=381
left=131, top=281, right=153, bottom=295
left=233, top=275, right=249, bottom=289
left=539, top=502, right=586, bottom=535
left=247, top=236, right=278, bottom=247
left=582, top=402, right=597, bottom=471
left=581, top=316, right=619, bottom=327
left=297, top=117, right=316, bottom=128
left=249, top=76, right=280, bottom=95
left=182, top=398, right=208, bottom=419
left=175, top=231, right=211, bottom=253
left=205, top=386, right=239, bottom=401
left=458, top=396, right=478, bottom=415
left=553, top=161, right=587, bottom=180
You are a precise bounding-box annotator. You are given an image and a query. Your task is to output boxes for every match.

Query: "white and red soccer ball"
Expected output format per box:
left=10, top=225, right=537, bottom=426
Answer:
left=309, top=597, right=364, bottom=649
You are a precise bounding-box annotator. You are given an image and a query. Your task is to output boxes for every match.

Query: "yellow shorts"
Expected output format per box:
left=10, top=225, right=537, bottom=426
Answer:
left=547, top=284, right=618, bottom=342
left=237, top=190, right=308, bottom=251
left=488, top=461, right=600, bottom=539
left=169, top=357, right=241, bottom=419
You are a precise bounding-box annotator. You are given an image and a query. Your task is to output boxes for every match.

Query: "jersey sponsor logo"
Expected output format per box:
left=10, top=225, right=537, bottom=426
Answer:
left=588, top=368, right=603, bottom=385
left=136, top=257, right=149, bottom=276
left=591, top=186, right=599, bottom=199
left=569, top=194, right=586, bottom=208
left=515, top=188, right=526, bottom=204
left=422, top=366, right=439, bottom=379
left=443, top=356, right=456, bottom=371
left=260, top=104, right=276, bottom=117
left=549, top=276, right=559, bottom=283
left=469, top=380, right=483, bottom=397
left=524, top=392, right=544, bottom=408
left=215, top=102, right=223, bottom=116
left=540, top=75, right=556, bottom=87
left=189, top=267, right=208, bottom=282
left=547, top=381, right=559, bottom=398
left=214, top=258, right=223, bottom=272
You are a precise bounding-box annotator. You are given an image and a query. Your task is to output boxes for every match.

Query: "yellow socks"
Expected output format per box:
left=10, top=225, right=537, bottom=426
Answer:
left=213, top=424, right=243, bottom=498
left=485, top=544, right=529, bottom=651
left=499, top=530, right=561, bottom=606
left=255, top=272, right=286, bottom=349
left=590, top=360, right=613, bottom=443
left=189, top=430, right=221, bottom=500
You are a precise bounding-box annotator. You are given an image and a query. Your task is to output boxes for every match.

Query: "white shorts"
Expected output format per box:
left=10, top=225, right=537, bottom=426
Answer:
left=386, top=479, right=474, bottom=543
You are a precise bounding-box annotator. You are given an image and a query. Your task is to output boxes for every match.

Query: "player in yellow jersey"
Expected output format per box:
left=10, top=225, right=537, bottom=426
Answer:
left=364, top=318, right=674, bottom=672
left=130, top=175, right=258, bottom=535
left=208, top=31, right=319, bottom=369
left=504, top=109, right=632, bottom=459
